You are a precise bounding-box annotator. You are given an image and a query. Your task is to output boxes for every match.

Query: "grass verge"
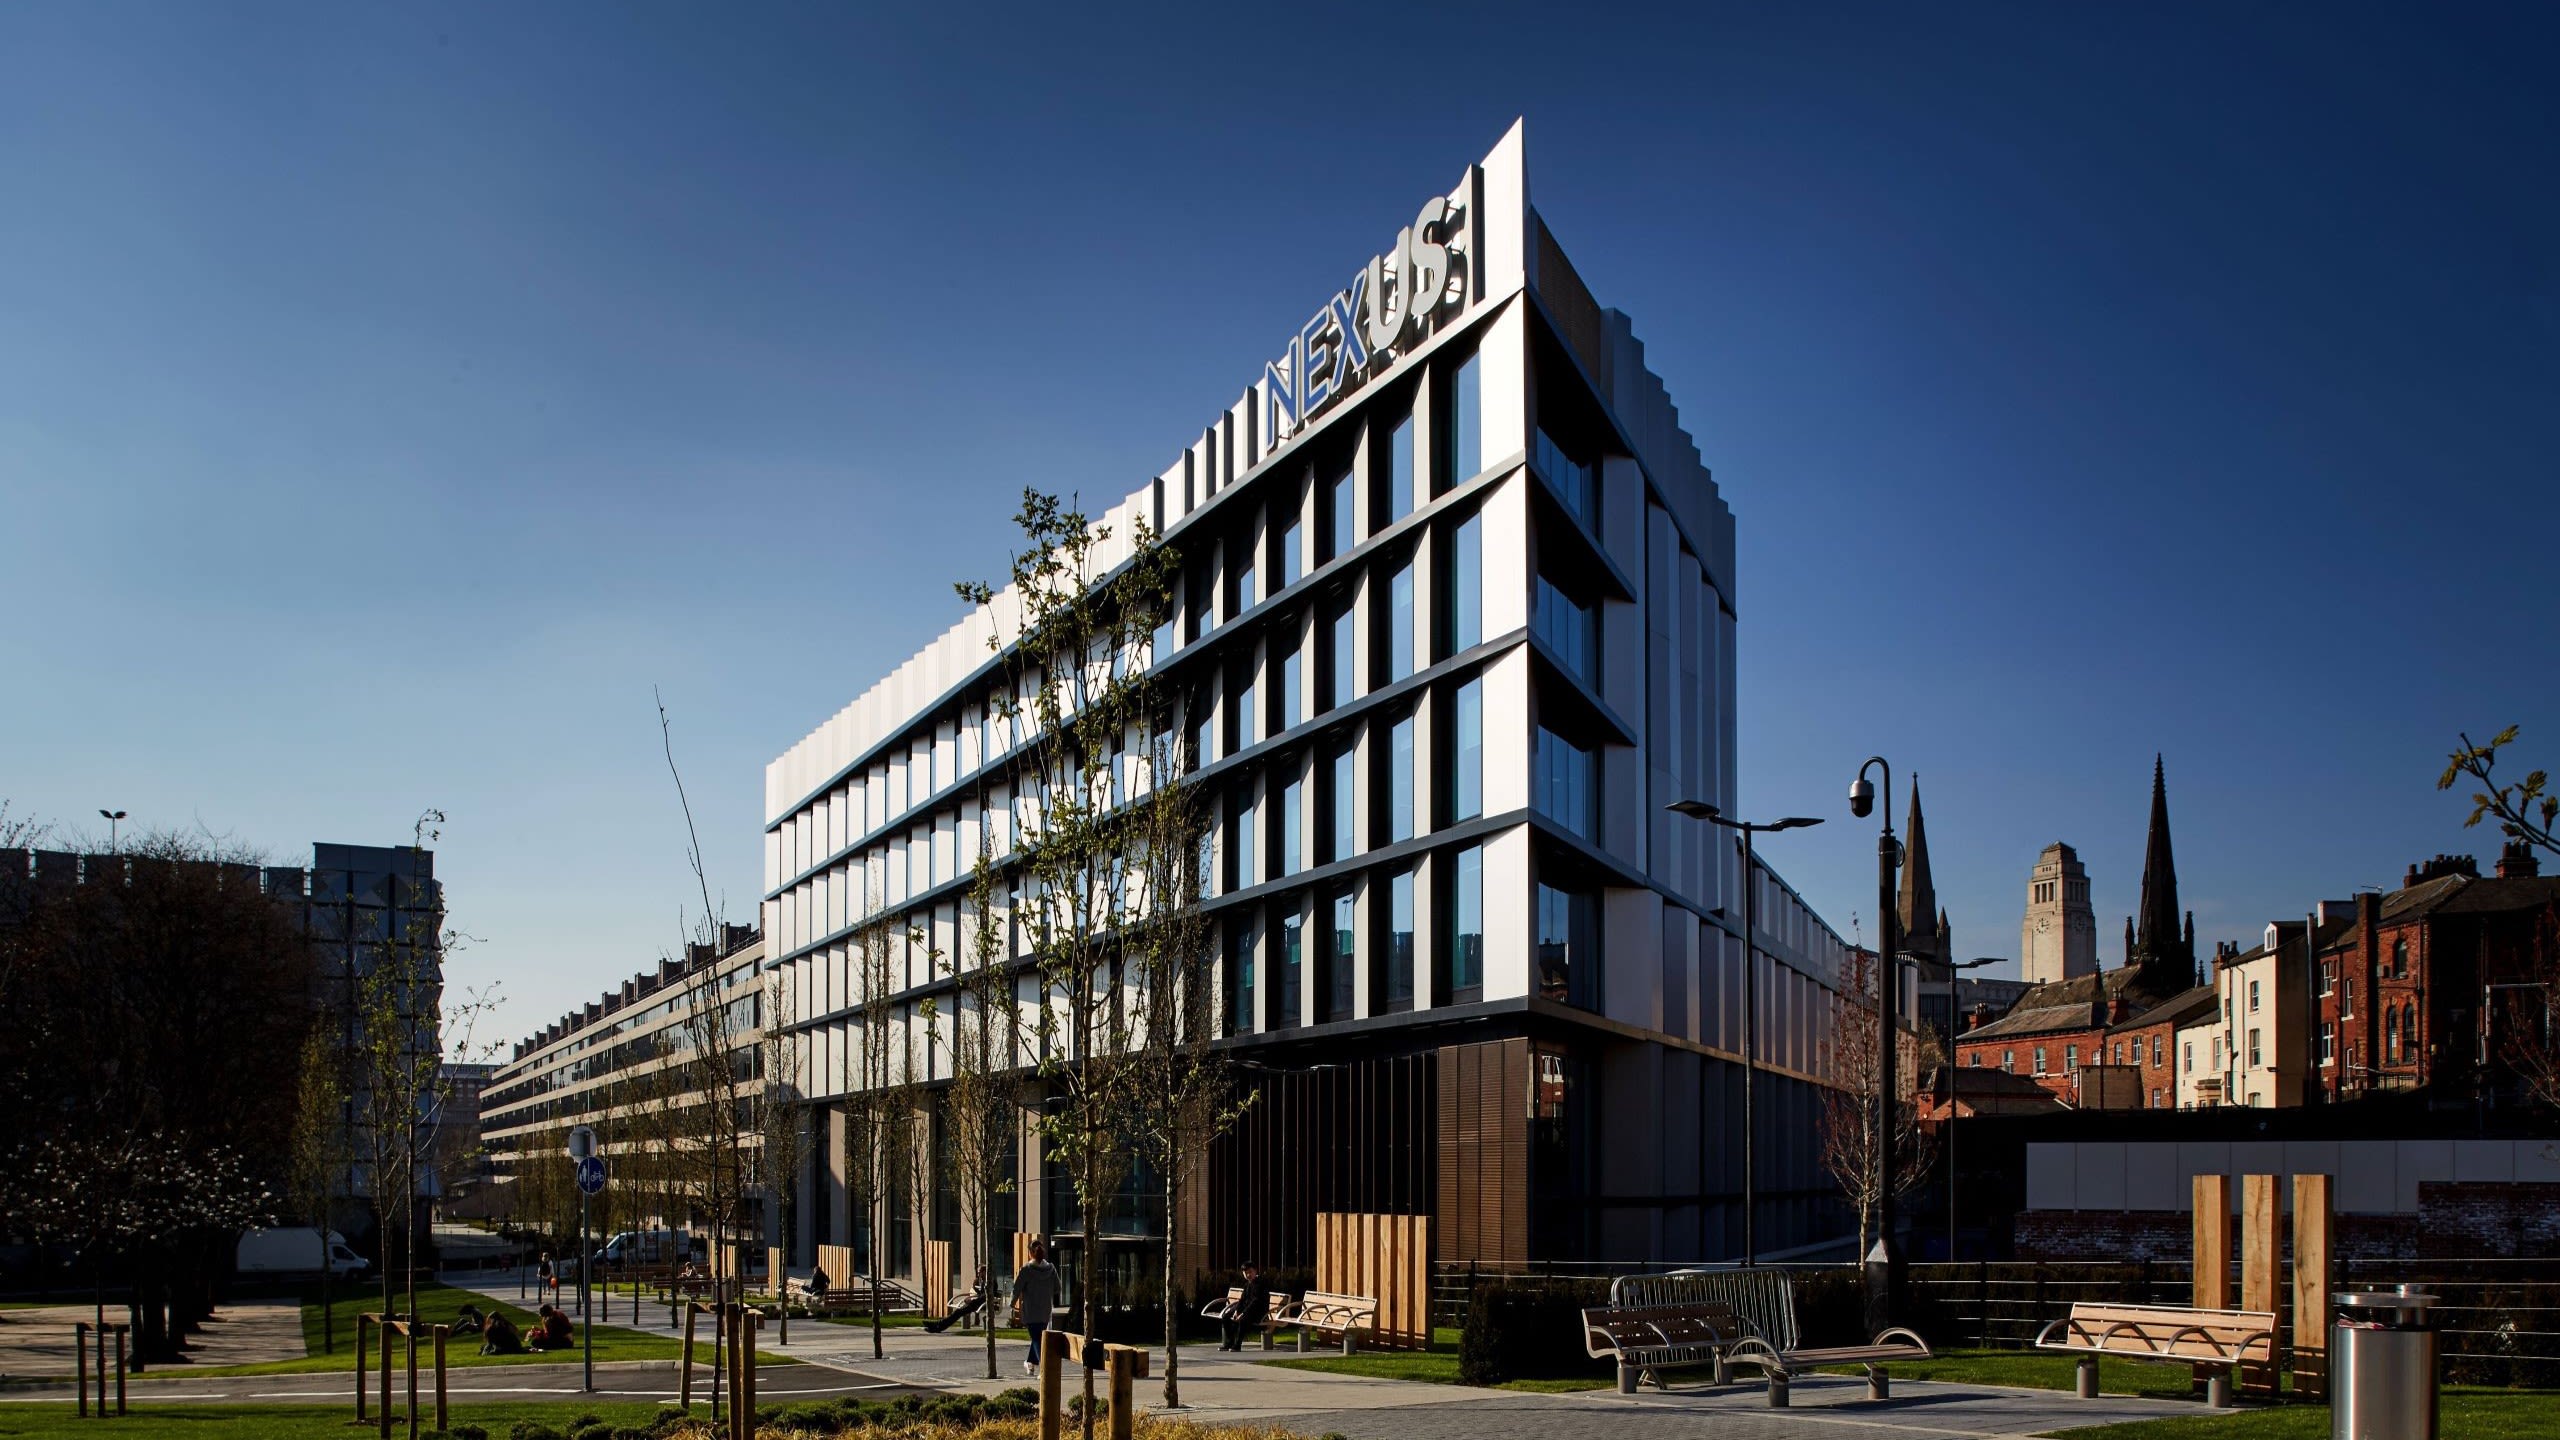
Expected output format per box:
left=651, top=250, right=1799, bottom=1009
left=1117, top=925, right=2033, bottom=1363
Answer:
left=0, top=1399, right=676, bottom=1437
left=1814, top=1347, right=2199, bottom=1399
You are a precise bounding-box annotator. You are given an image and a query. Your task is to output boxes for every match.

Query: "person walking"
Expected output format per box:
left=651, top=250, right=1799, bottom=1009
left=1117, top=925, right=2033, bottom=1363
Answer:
left=1218, top=1262, right=1272, bottom=1351
left=1009, top=1240, right=1060, bottom=1376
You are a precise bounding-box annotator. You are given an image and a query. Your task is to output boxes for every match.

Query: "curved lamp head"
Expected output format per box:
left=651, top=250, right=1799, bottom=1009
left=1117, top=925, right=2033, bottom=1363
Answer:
left=1664, top=799, right=1719, bottom=821
left=1847, top=776, right=1875, bottom=818
left=1772, top=817, right=1825, bottom=832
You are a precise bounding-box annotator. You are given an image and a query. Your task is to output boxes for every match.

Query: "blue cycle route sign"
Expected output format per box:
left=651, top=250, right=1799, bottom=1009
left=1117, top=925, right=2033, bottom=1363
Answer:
left=575, top=1155, right=608, bottom=1196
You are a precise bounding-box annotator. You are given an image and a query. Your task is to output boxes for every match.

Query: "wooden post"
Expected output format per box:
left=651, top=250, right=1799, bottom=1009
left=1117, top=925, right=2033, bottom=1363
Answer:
left=1038, top=1328, right=1065, bottom=1440
left=1108, top=1345, right=1135, bottom=1440
left=2240, top=1174, right=2280, bottom=1396
left=679, top=1302, right=698, bottom=1411
left=2192, top=1174, right=2231, bottom=1397
left=74, top=1323, right=88, bottom=1419
left=432, top=1325, right=450, bottom=1433
left=354, top=1313, right=371, bottom=1421
left=405, top=1322, right=421, bottom=1440
left=2293, top=1174, right=2333, bottom=1400
left=111, top=1325, right=127, bottom=1415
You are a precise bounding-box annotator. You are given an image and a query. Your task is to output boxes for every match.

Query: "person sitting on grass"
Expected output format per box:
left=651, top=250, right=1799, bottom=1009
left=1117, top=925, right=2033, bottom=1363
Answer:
left=451, top=1303, right=487, bottom=1335
left=478, top=1311, right=526, bottom=1355
left=526, top=1303, right=575, bottom=1351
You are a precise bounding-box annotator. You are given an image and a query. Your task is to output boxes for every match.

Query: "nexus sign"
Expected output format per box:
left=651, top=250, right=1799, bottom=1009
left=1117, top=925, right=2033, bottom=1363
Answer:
left=1263, top=174, right=1476, bottom=445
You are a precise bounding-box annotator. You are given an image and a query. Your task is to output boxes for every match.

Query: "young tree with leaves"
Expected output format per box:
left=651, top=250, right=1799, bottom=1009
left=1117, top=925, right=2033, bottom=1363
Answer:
left=2440, top=725, right=2560, bottom=1107
left=289, top=1027, right=351, bottom=1353
left=961, top=489, right=1181, bottom=1440
left=761, top=970, right=809, bottom=1344
left=944, top=844, right=1030, bottom=1380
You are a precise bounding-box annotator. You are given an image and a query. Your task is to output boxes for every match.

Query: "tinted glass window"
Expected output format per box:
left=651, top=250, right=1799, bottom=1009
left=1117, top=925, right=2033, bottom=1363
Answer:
left=1450, top=513, right=1482, bottom=654
left=1452, top=679, right=1484, bottom=822
left=1452, top=845, right=1484, bottom=998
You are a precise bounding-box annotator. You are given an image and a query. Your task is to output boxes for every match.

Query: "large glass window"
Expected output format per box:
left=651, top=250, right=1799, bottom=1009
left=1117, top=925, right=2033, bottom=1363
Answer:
left=1451, top=353, right=1481, bottom=485
left=1534, top=726, right=1596, bottom=839
left=1451, top=678, right=1484, bottom=822
left=1281, top=774, right=1303, bottom=876
left=1277, top=908, right=1303, bottom=1029
left=1281, top=515, right=1304, bottom=590
left=1325, top=888, right=1357, bottom=1023
left=1330, top=595, right=1359, bottom=708
left=1232, top=547, right=1258, bottom=615
left=1388, top=711, right=1416, bottom=843
left=1449, top=512, right=1482, bottom=654
left=1451, top=844, right=1484, bottom=1000
left=1533, top=575, right=1597, bottom=687
left=1226, top=917, right=1257, bottom=1035
left=1233, top=796, right=1257, bottom=890
left=1387, top=414, right=1415, bottom=522
left=1233, top=671, right=1261, bottom=750
left=1330, top=467, right=1357, bottom=560
left=1330, top=740, right=1359, bottom=863
left=1535, top=881, right=1599, bottom=1010
left=1385, top=867, right=1416, bottom=1013
left=1280, top=641, right=1304, bottom=733
left=1534, top=426, right=1596, bottom=526
left=1389, top=559, right=1417, bottom=682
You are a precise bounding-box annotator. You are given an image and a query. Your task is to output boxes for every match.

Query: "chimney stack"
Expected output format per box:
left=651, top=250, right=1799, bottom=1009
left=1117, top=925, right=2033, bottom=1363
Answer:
left=2498, top=840, right=2542, bottom=879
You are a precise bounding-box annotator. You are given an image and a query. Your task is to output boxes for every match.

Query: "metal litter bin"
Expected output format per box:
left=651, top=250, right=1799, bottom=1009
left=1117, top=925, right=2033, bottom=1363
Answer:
left=2334, top=1287, right=2438, bottom=1440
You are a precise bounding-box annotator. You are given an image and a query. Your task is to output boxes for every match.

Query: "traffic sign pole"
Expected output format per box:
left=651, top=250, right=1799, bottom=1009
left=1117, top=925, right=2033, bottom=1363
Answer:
left=580, top=1184, right=592, bottom=1392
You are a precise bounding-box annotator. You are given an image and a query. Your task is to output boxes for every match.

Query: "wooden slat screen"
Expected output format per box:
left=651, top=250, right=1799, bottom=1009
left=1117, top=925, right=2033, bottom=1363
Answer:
left=1314, top=1212, right=1431, bottom=1348
left=923, top=1239, right=953, bottom=1318
left=817, top=1244, right=856, bottom=1289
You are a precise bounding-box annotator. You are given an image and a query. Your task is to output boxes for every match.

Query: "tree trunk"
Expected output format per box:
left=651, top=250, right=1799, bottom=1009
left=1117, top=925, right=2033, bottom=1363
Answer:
left=1080, top=1144, right=1098, bottom=1440
left=982, top=1191, right=998, bottom=1381
left=1161, top=1187, right=1181, bottom=1409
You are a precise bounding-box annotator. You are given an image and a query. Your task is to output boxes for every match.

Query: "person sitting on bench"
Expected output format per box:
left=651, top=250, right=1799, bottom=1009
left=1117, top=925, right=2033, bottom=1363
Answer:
left=478, top=1312, right=526, bottom=1355
left=1218, top=1263, right=1272, bottom=1351
left=926, top=1266, right=990, bottom=1333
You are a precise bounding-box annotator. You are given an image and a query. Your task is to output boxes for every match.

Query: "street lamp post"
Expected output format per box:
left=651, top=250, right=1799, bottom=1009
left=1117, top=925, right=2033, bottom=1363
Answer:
left=1906, top=954, right=2005, bottom=1262
left=97, top=810, right=126, bottom=852
left=1664, top=800, right=1822, bottom=1266
left=1848, top=758, right=1902, bottom=1329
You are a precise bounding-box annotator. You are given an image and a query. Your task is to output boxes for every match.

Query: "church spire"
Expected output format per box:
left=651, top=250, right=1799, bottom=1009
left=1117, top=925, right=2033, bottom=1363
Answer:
left=1898, top=778, right=1946, bottom=977
left=2135, top=755, right=2188, bottom=972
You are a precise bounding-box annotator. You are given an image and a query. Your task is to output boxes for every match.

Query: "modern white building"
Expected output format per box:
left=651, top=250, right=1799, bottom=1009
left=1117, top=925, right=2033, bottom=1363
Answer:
left=761, top=122, right=1859, bottom=1290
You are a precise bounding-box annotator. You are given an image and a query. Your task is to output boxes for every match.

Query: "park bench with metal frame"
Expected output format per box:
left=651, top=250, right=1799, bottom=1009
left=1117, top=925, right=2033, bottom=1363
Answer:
left=1269, top=1290, right=1379, bottom=1354
left=1603, top=1267, right=1933, bottom=1407
left=1197, top=1286, right=1286, bottom=1349
left=1581, top=1300, right=1743, bottom=1393
left=2032, top=1301, right=2275, bottom=1408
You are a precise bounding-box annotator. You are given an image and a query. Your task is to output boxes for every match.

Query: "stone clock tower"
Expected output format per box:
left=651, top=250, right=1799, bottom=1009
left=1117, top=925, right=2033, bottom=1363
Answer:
left=2020, top=841, right=2097, bottom=985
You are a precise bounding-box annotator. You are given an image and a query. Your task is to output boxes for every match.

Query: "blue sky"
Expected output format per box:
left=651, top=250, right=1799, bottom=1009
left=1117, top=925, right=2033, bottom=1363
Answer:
left=3, top=3, right=2553, bottom=1046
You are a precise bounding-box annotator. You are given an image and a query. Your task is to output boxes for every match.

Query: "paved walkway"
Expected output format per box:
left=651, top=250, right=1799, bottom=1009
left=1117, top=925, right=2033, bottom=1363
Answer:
left=5, top=1273, right=2243, bottom=1438
left=0, top=1358, right=927, bottom=1407
left=0, top=1300, right=304, bottom=1381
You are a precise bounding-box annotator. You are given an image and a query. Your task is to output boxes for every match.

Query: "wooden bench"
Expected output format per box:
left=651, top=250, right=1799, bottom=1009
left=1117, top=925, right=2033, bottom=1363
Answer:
left=1197, top=1287, right=1285, bottom=1350
left=1272, top=1291, right=1379, bottom=1354
left=798, top=1278, right=923, bottom=1317
left=2033, top=1302, right=2275, bottom=1408
left=1725, top=1327, right=1933, bottom=1407
left=1582, top=1301, right=1743, bottom=1393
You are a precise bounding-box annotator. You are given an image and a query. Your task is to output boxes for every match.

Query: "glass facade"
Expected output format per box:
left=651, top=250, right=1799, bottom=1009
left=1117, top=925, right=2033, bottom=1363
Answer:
left=1450, top=843, right=1484, bottom=1000
left=1330, top=740, right=1359, bottom=862
left=1451, top=678, right=1483, bottom=822
left=1533, top=575, right=1596, bottom=687
left=1452, top=352, right=1481, bottom=484
left=1387, top=711, right=1416, bottom=843
left=1330, top=467, right=1357, bottom=560
left=1389, top=558, right=1416, bottom=682
left=1281, top=515, right=1304, bottom=588
left=1385, top=866, right=1416, bottom=1013
left=1388, top=414, right=1415, bottom=522
left=1227, top=916, right=1257, bottom=1034
left=1280, top=642, right=1303, bottom=732
left=1534, top=726, right=1595, bottom=839
left=1534, top=880, right=1599, bottom=1010
left=1277, top=908, right=1303, bottom=1030
left=1281, top=774, right=1303, bottom=876
left=1326, top=888, right=1356, bottom=1023
left=1449, top=512, right=1482, bottom=654
left=1535, top=426, right=1595, bottom=526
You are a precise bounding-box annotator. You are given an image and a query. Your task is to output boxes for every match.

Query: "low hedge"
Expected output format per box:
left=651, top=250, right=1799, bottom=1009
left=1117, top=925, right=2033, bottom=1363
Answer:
left=1456, top=1278, right=1609, bottom=1385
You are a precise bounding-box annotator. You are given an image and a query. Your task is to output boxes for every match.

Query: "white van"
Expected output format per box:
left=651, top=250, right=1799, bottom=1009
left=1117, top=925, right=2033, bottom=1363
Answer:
left=237, top=1227, right=369, bottom=1279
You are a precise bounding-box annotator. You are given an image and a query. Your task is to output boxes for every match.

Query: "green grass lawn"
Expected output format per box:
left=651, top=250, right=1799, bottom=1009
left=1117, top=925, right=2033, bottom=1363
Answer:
left=2038, top=1388, right=2560, bottom=1439
left=0, top=1399, right=681, bottom=1438
left=1262, top=1325, right=1611, bottom=1393
left=136, top=1280, right=763, bottom=1379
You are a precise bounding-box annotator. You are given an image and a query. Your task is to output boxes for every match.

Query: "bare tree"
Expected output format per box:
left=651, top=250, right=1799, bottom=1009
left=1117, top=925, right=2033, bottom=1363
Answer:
left=961, top=488, right=1181, bottom=1440
left=842, top=893, right=920, bottom=1360
left=760, top=972, right=810, bottom=1343
left=1124, top=709, right=1242, bottom=1408
left=1816, top=946, right=1933, bottom=1263
left=290, top=1027, right=351, bottom=1353
left=946, top=843, right=1030, bottom=1379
